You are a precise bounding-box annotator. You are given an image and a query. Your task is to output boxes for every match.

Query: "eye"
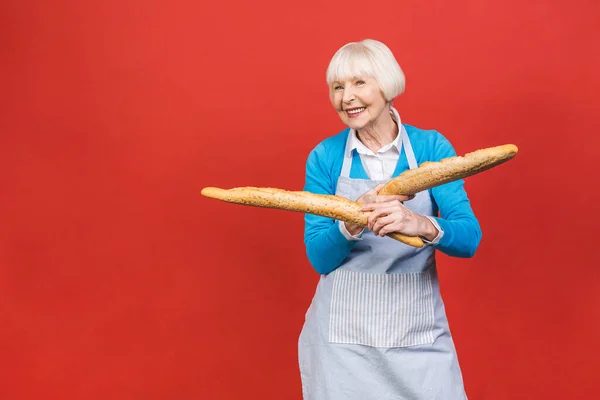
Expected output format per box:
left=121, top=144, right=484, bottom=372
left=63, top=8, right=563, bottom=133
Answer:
left=334, top=85, right=344, bottom=90
left=356, top=80, right=365, bottom=86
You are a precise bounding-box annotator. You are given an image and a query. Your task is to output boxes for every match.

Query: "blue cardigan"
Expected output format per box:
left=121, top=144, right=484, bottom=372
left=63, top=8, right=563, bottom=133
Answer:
left=303, top=124, right=482, bottom=274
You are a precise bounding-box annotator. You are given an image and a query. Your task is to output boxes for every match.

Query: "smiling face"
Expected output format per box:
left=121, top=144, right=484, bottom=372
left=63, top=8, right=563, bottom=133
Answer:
left=330, top=76, right=390, bottom=132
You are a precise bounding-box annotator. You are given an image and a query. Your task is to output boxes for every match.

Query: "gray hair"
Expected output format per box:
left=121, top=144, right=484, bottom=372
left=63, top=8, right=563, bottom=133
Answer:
left=326, top=39, right=405, bottom=101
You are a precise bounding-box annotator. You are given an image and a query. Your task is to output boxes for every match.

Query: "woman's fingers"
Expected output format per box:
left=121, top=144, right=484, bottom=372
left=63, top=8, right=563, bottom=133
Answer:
left=364, top=202, right=404, bottom=230
left=360, top=199, right=403, bottom=212
left=371, top=214, right=398, bottom=235
left=356, top=186, right=381, bottom=204
left=373, top=194, right=414, bottom=203
left=378, top=220, right=405, bottom=237
left=357, top=185, right=414, bottom=205
left=359, top=197, right=424, bottom=237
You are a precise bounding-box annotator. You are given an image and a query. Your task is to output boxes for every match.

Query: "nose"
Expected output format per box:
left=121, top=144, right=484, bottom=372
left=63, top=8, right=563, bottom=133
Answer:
left=342, top=86, right=355, bottom=104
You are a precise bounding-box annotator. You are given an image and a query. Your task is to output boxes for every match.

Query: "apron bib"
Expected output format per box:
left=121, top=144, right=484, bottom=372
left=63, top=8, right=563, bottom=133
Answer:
left=329, top=121, right=436, bottom=348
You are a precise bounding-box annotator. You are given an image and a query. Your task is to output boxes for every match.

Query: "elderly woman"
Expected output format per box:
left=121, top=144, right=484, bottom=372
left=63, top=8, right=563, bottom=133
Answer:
left=298, top=39, right=481, bottom=399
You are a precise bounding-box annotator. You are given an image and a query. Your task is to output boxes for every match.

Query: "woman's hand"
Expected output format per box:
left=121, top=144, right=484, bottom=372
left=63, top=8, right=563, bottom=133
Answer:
left=344, top=184, right=415, bottom=236
left=360, top=196, right=439, bottom=240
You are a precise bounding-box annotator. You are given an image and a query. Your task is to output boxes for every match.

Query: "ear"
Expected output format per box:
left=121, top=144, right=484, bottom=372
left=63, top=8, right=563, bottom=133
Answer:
left=385, top=100, right=395, bottom=113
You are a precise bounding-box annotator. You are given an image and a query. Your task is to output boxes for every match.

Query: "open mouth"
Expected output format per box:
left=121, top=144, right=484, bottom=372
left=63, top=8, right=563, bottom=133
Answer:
left=346, top=107, right=365, bottom=118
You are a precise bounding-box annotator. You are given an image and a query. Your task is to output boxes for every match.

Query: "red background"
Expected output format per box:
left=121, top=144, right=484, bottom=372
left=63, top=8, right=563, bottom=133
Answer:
left=1, top=0, right=599, bottom=399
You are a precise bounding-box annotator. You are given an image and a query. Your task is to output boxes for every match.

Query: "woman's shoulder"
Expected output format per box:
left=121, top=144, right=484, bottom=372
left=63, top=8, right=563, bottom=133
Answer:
left=315, top=128, right=350, bottom=150
left=403, top=123, right=449, bottom=144
left=307, top=128, right=350, bottom=160
left=402, top=124, right=457, bottom=162
left=304, top=129, right=349, bottom=185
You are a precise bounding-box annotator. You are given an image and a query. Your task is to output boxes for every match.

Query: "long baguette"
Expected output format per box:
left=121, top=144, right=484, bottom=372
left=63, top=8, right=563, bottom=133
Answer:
left=202, top=187, right=366, bottom=226
left=200, top=186, right=425, bottom=247
left=379, top=144, right=518, bottom=196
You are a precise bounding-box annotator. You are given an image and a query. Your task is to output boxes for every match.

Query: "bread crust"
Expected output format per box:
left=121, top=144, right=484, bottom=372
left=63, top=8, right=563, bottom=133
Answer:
left=379, top=144, right=518, bottom=195
left=201, top=187, right=368, bottom=226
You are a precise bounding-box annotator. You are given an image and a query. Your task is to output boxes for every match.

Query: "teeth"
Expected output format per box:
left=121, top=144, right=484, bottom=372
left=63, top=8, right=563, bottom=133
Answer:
left=347, top=107, right=365, bottom=114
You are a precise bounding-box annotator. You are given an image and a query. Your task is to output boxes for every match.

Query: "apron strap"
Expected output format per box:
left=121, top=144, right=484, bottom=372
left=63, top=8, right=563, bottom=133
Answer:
left=400, top=125, right=418, bottom=170
left=391, top=106, right=418, bottom=170
left=340, top=129, right=354, bottom=178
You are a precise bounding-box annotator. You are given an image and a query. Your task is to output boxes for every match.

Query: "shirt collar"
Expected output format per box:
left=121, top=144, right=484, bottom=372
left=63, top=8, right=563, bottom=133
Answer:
left=347, top=108, right=403, bottom=157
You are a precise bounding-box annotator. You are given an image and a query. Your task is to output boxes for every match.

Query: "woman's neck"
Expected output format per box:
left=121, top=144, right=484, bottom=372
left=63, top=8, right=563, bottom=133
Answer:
left=357, top=110, right=399, bottom=153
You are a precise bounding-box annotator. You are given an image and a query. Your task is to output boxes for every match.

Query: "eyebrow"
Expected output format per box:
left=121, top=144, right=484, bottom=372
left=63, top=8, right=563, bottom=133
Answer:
left=332, top=76, right=364, bottom=84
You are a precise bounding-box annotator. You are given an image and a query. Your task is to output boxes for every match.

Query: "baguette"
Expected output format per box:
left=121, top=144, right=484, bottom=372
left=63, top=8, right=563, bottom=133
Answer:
left=201, top=187, right=368, bottom=226
left=200, top=186, right=425, bottom=247
left=201, top=144, right=518, bottom=248
left=379, top=144, right=518, bottom=196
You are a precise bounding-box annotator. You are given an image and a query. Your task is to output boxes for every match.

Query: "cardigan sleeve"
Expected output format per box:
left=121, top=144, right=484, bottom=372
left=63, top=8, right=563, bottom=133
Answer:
left=427, top=133, right=482, bottom=258
left=302, top=144, right=358, bottom=274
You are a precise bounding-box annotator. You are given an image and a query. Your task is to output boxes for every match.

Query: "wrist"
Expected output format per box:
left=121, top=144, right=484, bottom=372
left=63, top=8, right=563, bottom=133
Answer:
left=345, top=222, right=364, bottom=236
left=418, top=215, right=438, bottom=241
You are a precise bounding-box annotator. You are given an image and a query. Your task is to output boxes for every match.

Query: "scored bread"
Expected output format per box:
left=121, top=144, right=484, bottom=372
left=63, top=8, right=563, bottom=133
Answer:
left=379, top=144, right=518, bottom=195
left=201, top=144, right=518, bottom=248
left=202, top=187, right=367, bottom=226
left=200, top=186, right=425, bottom=247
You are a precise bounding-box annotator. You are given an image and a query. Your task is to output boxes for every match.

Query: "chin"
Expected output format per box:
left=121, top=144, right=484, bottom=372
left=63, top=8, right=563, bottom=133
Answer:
left=346, top=117, right=369, bottom=131
left=339, top=115, right=364, bottom=130
left=347, top=121, right=366, bottom=131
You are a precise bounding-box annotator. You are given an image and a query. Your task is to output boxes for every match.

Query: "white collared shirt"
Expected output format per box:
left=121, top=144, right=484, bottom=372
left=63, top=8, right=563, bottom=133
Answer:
left=346, top=128, right=402, bottom=181
left=338, top=116, right=443, bottom=244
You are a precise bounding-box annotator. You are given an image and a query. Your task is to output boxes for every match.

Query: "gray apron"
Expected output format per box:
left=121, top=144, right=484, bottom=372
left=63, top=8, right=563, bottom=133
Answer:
left=298, top=118, right=467, bottom=400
